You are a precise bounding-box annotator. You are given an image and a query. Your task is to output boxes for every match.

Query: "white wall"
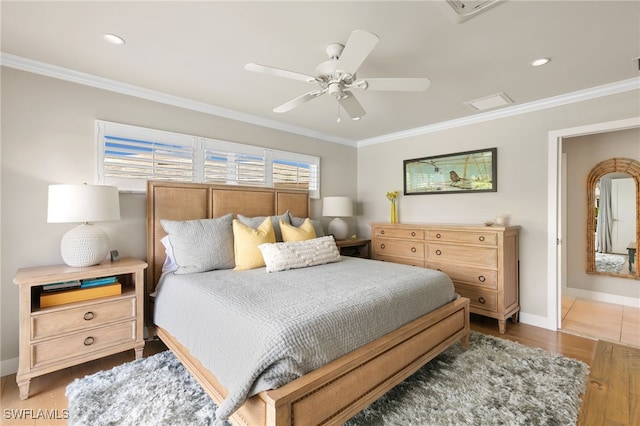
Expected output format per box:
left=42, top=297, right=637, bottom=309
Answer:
left=563, top=128, right=640, bottom=300
left=357, top=90, right=640, bottom=328
left=0, top=68, right=358, bottom=372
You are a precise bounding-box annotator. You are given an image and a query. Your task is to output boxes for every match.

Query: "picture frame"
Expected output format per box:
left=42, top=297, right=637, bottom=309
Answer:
left=404, top=148, right=497, bottom=195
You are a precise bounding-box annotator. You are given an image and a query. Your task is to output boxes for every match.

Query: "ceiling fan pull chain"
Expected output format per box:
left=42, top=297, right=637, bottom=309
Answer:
left=337, top=102, right=341, bottom=123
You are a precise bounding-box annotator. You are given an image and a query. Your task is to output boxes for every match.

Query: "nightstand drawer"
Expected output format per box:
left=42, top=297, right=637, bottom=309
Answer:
left=427, top=262, right=498, bottom=289
left=31, top=320, right=136, bottom=369
left=373, top=239, right=424, bottom=259
left=374, top=227, right=424, bottom=240
left=426, top=230, right=497, bottom=246
left=31, top=296, right=136, bottom=340
left=426, top=243, right=497, bottom=268
left=454, top=286, right=497, bottom=313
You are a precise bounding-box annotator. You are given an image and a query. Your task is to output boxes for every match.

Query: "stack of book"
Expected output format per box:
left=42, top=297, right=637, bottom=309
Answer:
left=40, top=276, right=122, bottom=308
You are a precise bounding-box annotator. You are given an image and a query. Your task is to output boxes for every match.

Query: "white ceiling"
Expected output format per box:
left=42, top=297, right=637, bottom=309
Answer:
left=2, top=1, right=639, bottom=145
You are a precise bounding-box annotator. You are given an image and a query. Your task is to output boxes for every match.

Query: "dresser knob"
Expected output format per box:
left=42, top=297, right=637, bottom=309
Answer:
left=380, top=230, right=385, bottom=235
left=479, top=236, right=485, bottom=242
left=435, top=249, right=442, bottom=255
left=478, top=276, right=486, bottom=283
left=83, top=311, right=95, bottom=321
left=84, top=336, right=95, bottom=346
left=411, top=247, right=417, bottom=253
left=380, top=244, right=386, bottom=249
left=411, top=231, right=416, bottom=237
left=478, top=297, right=486, bottom=304
left=436, top=233, right=441, bottom=239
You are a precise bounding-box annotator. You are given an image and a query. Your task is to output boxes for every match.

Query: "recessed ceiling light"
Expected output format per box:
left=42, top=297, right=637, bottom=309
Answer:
left=102, top=33, right=125, bottom=45
left=531, top=58, right=550, bottom=67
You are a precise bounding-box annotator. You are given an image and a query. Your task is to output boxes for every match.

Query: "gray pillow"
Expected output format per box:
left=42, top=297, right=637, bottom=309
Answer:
left=237, top=213, right=290, bottom=242
left=160, top=213, right=234, bottom=274
left=287, top=212, right=325, bottom=237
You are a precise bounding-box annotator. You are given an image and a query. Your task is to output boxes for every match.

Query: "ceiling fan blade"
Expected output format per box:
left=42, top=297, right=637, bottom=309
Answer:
left=245, top=63, right=316, bottom=83
left=273, top=89, right=326, bottom=113
left=338, top=91, right=366, bottom=119
left=336, top=30, right=379, bottom=75
left=360, top=78, right=431, bottom=91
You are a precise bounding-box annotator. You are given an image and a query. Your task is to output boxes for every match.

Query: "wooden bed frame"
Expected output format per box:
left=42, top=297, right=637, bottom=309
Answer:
left=146, top=181, right=470, bottom=426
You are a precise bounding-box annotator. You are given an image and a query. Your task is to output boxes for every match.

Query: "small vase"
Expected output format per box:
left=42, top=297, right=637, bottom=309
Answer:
left=390, top=201, right=397, bottom=224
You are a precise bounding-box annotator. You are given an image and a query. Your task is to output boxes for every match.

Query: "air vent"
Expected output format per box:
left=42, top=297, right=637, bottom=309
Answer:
left=437, top=0, right=505, bottom=23
left=465, top=92, right=513, bottom=111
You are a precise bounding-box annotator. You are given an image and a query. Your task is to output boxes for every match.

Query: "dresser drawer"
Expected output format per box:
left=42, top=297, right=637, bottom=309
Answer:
left=31, top=296, right=136, bottom=340
left=31, top=320, right=136, bottom=369
left=427, top=262, right=498, bottom=289
left=454, top=286, right=498, bottom=313
left=426, top=230, right=497, bottom=246
left=373, top=227, right=424, bottom=240
left=373, top=239, right=424, bottom=259
left=426, top=243, right=497, bottom=268
left=373, top=254, right=425, bottom=267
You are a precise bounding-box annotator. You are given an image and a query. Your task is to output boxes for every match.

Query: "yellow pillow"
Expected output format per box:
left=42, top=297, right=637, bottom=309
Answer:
left=233, top=217, right=276, bottom=270
left=280, top=218, right=317, bottom=242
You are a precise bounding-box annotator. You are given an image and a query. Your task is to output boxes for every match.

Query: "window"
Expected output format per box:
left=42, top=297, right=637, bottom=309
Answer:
left=97, top=121, right=320, bottom=198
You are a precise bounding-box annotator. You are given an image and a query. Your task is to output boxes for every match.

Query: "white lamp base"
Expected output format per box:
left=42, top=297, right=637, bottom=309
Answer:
left=60, top=224, right=110, bottom=267
left=328, top=217, right=348, bottom=240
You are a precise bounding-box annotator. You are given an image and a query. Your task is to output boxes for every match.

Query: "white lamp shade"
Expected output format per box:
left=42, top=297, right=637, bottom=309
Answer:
left=48, top=184, right=120, bottom=223
left=322, top=196, right=353, bottom=217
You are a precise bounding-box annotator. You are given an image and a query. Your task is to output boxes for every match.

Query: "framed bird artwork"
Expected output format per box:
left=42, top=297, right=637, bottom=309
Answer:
left=403, top=148, right=497, bottom=195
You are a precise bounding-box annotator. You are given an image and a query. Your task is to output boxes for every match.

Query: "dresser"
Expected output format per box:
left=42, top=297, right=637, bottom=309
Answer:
left=13, top=258, right=147, bottom=399
left=370, top=223, right=519, bottom=333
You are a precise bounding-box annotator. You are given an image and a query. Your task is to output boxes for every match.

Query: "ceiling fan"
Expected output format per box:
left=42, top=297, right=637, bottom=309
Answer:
left=245, top=30, right=430, bottom=120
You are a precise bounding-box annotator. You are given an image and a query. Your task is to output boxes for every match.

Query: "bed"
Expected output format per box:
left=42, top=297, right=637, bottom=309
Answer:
left=146, top=181, right=470, bottom=426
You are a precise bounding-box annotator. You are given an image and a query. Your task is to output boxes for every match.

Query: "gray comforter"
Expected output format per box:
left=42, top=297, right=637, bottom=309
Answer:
left=153, top=256, right=455, bottom=421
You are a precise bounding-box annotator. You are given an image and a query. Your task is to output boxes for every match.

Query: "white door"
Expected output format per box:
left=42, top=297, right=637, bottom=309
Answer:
left=610, top=177, right=635, bottom=254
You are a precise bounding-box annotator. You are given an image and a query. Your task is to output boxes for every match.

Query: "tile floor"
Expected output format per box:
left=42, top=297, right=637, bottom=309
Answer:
left=561, top=296, right=640, bottom=348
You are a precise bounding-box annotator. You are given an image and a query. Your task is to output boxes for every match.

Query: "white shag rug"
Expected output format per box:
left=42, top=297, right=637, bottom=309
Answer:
left=66, top=332, right=589, bottom=425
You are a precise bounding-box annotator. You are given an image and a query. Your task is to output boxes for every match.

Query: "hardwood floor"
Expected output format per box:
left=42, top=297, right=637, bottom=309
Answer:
left=562, top=296, right=640, bottom=348
left=0, top=318, right=638, bottom=425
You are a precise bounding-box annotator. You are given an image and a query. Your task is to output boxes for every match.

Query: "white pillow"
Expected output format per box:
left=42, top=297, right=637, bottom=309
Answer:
left=160, top=235, right=178, bottom=273
left=258, top=236, right=341, bottom=273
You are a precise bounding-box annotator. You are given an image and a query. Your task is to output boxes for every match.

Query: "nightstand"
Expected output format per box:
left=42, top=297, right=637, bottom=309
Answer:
left=335, top=239, right=371, bottom=258
left=13, top=258, right=147, bottom=400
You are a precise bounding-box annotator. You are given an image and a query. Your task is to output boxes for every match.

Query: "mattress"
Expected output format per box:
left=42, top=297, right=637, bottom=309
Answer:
left=153, top=256, right=456, bottom=421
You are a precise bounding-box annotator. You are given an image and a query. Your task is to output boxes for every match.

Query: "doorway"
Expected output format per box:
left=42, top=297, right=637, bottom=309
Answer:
left=547, top=117, right=640, bottom=331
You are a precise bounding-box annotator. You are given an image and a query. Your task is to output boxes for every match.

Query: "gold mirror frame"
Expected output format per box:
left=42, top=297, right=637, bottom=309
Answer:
left=586, top=157, right=640, bottom=278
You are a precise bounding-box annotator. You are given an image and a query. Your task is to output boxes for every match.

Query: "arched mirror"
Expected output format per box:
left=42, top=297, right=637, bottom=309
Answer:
left=586, top=158, right=640, bottom=278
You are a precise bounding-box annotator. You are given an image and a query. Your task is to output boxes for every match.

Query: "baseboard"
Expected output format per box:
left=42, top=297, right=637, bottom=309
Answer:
left=1, top=357, right=18, bottom=377
left=518, top=312, right=553, bottom=330
left=564, top=287, right=640, bottom=308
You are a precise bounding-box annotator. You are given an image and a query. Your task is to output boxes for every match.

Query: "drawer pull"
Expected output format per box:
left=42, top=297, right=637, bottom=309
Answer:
left=380, top=244, right=386, bottom=249
left=411, top=231, right=416, bottom=237
left=435, top=249, right=442, bottom=255
left=478, top=275, right=486, bottom=283
left=436, top=233, right=442, bottom=239
left=478, top=297, right=486, bottom=304
left=83, top=311, right=95, bottom=321
left=83, top=336, right=95, bottom=346
left=479, top=236, right=485, bottom=242
left=380, top=230, right=385, bottom=235
left=411, top=247, right=417, bottom=253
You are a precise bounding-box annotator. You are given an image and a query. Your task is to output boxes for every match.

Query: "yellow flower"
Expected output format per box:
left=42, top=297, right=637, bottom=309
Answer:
left=386, top=191, right=399, bottom=201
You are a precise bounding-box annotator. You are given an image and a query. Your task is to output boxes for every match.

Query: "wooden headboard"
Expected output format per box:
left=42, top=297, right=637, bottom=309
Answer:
left=145, top=181, right=309, bottom=321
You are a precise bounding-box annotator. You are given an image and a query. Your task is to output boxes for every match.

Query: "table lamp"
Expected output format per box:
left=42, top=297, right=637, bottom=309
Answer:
left=48, top=184, right=120, bottom=267
left=322, top=196, right=353, bottom=240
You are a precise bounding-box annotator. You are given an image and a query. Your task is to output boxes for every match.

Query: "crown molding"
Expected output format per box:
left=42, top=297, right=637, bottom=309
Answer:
left=0, top=53, right=357, bottom=147
left=3, top=53, right=638, bottom=149
left=357, top=77, right=640, bottom=147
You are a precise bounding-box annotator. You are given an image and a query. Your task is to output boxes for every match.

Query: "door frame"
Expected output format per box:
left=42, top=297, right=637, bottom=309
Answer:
left=547, top=117, right=640, bottom=330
